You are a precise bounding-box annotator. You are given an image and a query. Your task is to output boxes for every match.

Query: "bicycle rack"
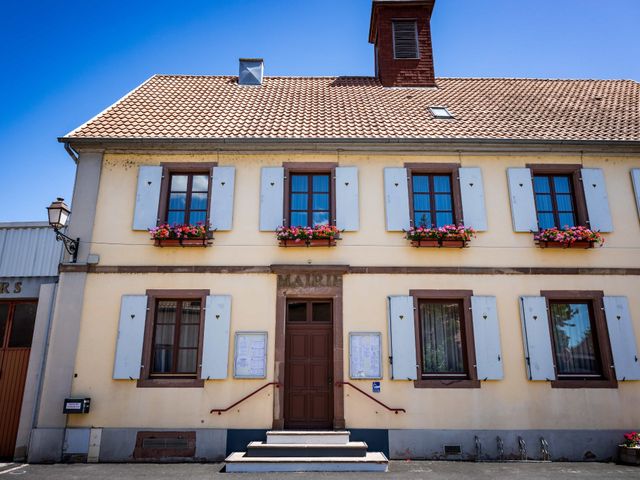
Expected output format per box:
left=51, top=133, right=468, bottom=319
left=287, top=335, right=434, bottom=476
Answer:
left=540, top=437, right=550, bottom=461
left=474, top=435, right=482, bottom=461
left=496, top=436, right=504, bottom=461
left=518, top=436, right=527, bottom=460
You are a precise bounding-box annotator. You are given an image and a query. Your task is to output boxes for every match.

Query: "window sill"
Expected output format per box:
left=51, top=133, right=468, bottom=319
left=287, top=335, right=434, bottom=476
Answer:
left=410, top=239, right=468, bottom=248
left=137, top=378, right=204, bottom=388
left=278, top=238, right=338, bottom=248
left=550, top=379, right=617, bottom=389
left=536, top=240, right=596, bottom=249
left=153, top=238, right=211, bottom=248
left=414, top=379, right=480, bottom=389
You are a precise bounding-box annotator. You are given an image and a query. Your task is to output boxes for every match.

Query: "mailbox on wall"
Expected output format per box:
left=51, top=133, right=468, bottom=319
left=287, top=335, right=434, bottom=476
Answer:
left=63, top=398, right=91, bottom=414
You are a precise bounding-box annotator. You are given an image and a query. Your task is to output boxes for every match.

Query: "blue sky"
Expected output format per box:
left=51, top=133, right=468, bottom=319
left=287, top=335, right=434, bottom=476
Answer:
left=1, top=0, right=638, bottom=222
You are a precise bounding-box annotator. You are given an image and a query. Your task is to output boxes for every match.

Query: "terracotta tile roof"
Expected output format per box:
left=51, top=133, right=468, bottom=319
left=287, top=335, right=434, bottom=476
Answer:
left=64, top=75, right=640, bottom=143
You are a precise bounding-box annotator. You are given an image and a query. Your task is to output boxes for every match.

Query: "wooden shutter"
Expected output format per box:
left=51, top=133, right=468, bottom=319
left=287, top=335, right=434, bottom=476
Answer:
left=603, top=296, right=640, bottom=381
left=581, top=168, right=613, bottom=232
left=113, top=295, right=148, bottom=380
left=519, top=296, right=556, bottom=381
left=507, top=168, right=538, bottom=232
left=132, top=166, right=162, bottom=230
left=459, top=167, right=488, bottom=231
left=471, top=296, right=503, bottom=380
left=387, top=296, right=417, bottom=380
left=384, top=168, right=411, bottom=231
left=200, top=295, right=232, bottom=380
left=210, top=166, right=235, bottom=231
left=335, top=167, right=359, bottom=231
left=632, top=169, right=640, bottom=221
left=259, top=167, right=284, bottom=231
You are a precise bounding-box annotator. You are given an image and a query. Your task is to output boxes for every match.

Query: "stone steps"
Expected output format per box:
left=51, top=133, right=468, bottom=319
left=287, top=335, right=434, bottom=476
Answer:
left=246, top=440, right=368, bottom=457
left=225, top=451, right=389, bottom=473
left=225, top=430, right=389, bottom=472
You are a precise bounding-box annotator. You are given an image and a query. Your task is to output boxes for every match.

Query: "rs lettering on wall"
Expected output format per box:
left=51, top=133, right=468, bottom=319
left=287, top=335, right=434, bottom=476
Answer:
left=0, top=282, right=22, bottom=294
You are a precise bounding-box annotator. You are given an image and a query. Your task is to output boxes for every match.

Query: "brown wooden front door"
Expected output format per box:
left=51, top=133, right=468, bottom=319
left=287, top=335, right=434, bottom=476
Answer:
left=0, top=300, right=37, bottom=459
left=284, top=300, right=333, bottom=430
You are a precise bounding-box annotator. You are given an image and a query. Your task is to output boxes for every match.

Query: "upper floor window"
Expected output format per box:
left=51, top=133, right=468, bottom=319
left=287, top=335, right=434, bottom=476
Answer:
left=392, top=20, right=419, bottom=59
left=166, top=173, right=210, bottom=225
left=410, top=167, right=460, bottom=227
left=533, top=175, right=577, bottom=229
left=529, top=165, right=587, bottom=230
left=156, top=163, right=215, bottom=227
left=287, top=171, right=333, bottom=227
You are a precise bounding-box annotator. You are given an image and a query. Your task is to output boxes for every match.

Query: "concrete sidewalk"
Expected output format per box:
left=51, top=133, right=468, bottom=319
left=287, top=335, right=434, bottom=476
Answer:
left=0, top=461, right=637, bottom=479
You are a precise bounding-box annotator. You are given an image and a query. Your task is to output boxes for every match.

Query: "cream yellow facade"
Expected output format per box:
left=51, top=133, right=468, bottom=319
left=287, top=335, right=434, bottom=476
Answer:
left=61, top=151, right=640, bottom=445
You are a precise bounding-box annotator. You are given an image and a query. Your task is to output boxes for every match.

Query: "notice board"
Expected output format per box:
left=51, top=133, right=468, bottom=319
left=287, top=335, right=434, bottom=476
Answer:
left=349, top=332, right=382, bottom=379
left=234, top=331, right=267, bottom=378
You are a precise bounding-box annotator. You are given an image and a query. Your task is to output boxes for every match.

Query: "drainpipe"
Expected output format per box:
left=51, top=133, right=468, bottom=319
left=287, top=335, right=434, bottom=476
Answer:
left=63, top=143, right=79, bottom=163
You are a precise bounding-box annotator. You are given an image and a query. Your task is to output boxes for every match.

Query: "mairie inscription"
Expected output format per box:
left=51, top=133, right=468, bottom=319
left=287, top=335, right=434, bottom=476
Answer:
left=278, top=273, right=342, bottom=290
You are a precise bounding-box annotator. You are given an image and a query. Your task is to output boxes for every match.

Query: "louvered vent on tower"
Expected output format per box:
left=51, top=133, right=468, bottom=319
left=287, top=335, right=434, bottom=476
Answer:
left=392, top=20, right=419, bottom=59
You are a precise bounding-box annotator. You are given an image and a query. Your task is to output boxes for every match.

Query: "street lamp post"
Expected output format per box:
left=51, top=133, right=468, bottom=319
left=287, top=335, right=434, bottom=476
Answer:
left=47, top=198, right=80, bottom=263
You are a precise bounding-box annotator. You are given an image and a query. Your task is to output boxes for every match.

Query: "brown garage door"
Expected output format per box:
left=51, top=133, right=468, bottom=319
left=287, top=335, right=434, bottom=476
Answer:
left=0, top=301, right=37, bottom=459
left=284, top=300, right=333, bottom=430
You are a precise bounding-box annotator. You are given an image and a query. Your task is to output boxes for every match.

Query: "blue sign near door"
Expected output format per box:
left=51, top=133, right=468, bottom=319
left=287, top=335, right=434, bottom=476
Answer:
left=372, top=381, right=380, bottom=393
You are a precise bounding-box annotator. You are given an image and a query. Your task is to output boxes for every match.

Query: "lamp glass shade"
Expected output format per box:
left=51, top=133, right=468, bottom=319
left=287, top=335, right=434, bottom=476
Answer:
left=47, top=198, right=71, bottom=229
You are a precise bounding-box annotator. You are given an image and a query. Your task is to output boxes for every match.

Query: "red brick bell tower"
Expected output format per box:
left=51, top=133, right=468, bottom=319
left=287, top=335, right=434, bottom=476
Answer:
left=369, top=0, right=436, bottom=87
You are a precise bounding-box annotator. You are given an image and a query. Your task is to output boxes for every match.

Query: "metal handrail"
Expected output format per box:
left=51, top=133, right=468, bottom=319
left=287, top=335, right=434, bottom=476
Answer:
left=210, top=382, right=280, bottom=415
left=336, top=381, right=406, bottom=414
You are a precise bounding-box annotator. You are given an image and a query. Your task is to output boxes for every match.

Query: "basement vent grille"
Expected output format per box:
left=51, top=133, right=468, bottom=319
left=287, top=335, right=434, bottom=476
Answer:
left=393, top=20, right=419, bottom=59
left=142, top=437, right=190, bottom=450
left=444, top=445, right=462, bottom=455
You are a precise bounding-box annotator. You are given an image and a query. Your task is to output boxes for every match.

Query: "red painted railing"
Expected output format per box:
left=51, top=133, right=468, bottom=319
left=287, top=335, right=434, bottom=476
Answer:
left=210, top=382, right=280, bottom=415
left=336, top=381, right=406, bottom=414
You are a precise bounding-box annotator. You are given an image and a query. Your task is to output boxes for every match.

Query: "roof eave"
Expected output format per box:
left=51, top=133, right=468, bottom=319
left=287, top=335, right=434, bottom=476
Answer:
left=59, top=136, right=640, bottom=154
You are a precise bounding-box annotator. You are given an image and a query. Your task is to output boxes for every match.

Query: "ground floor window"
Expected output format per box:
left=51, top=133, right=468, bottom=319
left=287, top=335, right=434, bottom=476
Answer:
left=138, top=289, right=209, bottom=388
left=410, top=290, right=479, bottom=388
left=542, top=291, right=616, bottom=388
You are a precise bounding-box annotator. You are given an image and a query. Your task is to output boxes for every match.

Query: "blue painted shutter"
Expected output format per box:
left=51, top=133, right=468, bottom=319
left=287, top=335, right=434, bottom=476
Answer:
left=113, top=295, right=148, bottom=379
left=387, top=295, right=417, bottom=380
left=201, top=295, right=232, bottom=380
left=519, top=296, right=556, bottom=381
left=603, top=296, right=640, bottom=381
left=632, top=169, right=640, bottom=221
left=132, top=166, right=162, bottom=230
left=210, top=166, right=235, bottom=231
left=471, top=296, right=503, bottom=380
left=581, top=168, right=613, bottom=232
left=335, top=167, right=359, bottom=231
left=259, top=167, right=284, bottom=231
left=507, top=168, right=538, bottom=232
left=459, top=167, right=488, bottom=231
left=384, top=168, right=410, bottom=231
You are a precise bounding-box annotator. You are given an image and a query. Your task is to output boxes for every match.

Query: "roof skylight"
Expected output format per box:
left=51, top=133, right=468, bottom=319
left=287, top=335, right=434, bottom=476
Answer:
left=429, top=106, right=454, bottom=119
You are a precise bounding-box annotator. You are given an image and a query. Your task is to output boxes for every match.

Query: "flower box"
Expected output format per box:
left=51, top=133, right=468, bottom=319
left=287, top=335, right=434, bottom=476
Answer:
left=619, top=446, right=640, bottom=466
left=278, top=238, right=337, bottom=248
left=276, top=225, right=340, bottom=248
left=441, top=239, right=467, bottom=248
left=154, top=238, right=210, bottom=248
left=405, top=224, right=475, bottom=249
left=410, top=239, right=440, bottom=248
left=149, top=223, right=210, bottom=248
left=536, top=240, right=595, bottom=249
left=534, top=226, right=603, bottom=249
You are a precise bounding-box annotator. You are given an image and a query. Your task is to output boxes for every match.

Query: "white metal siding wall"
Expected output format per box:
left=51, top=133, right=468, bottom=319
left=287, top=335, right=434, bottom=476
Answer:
left=0, top=224, right=62, bottom=277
